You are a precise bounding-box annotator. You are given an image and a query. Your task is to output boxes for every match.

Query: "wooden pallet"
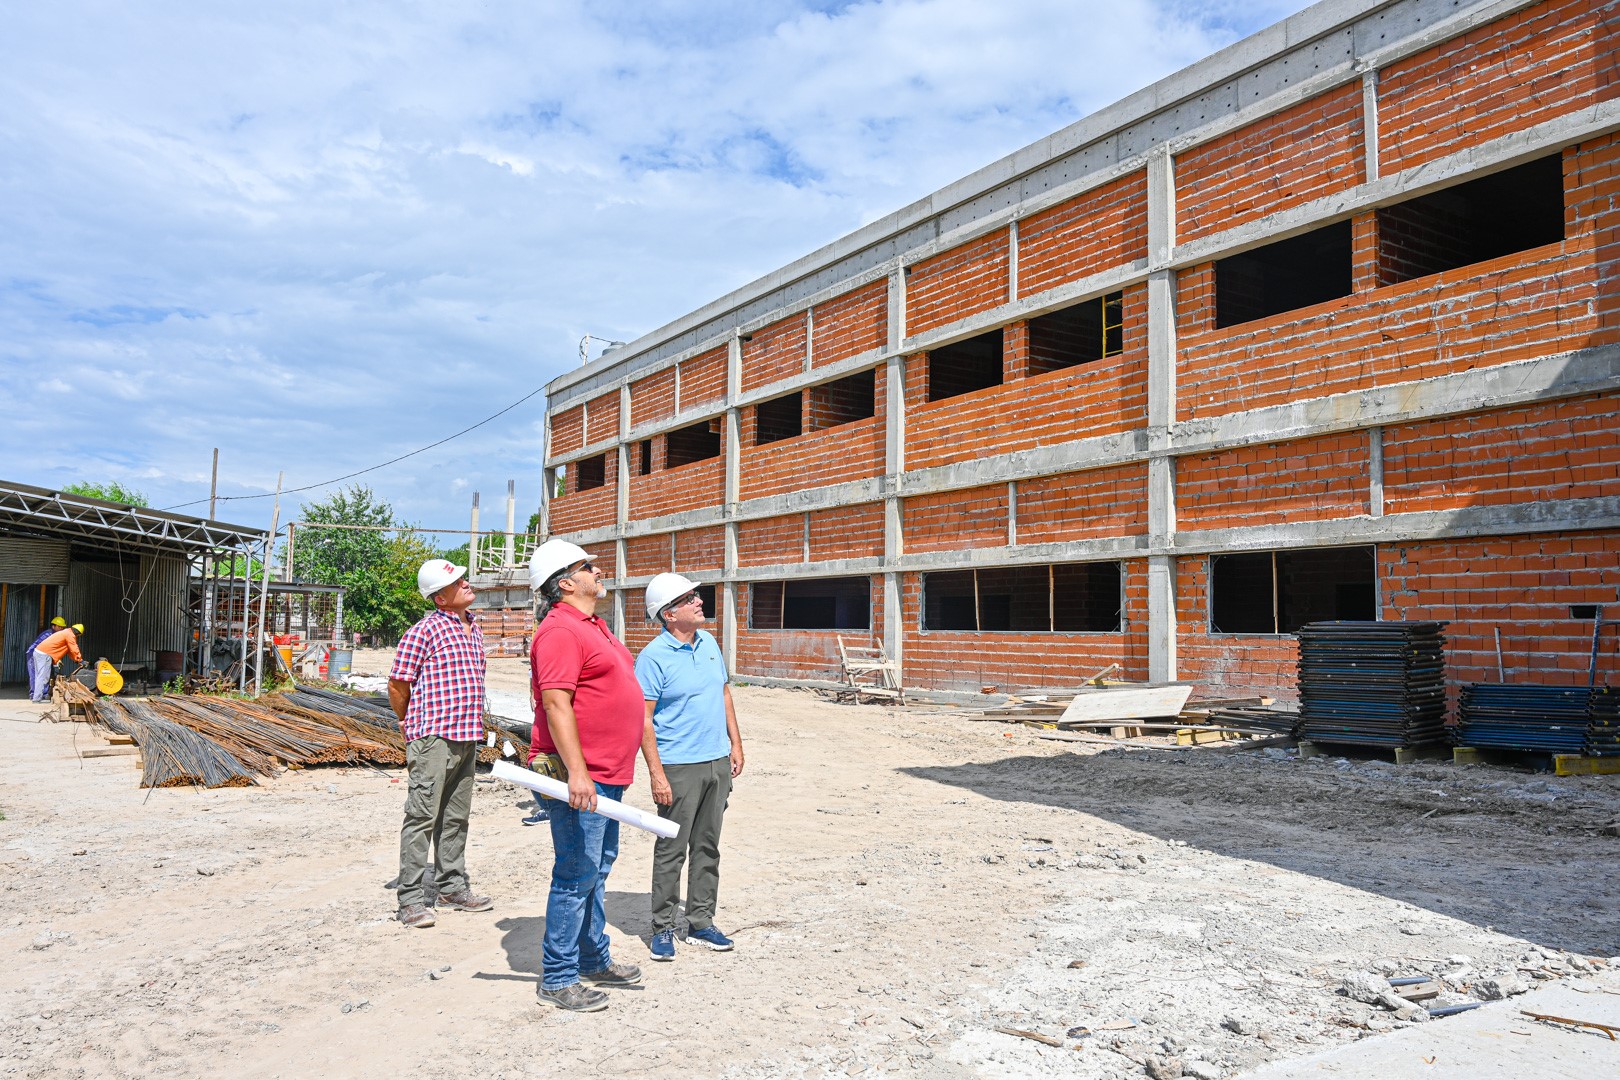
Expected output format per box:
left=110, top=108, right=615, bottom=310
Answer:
left=1297, top=740, right=1451, bottom=765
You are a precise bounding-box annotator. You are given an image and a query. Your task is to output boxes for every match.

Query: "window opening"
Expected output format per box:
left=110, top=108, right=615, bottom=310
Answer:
left=1215, top=221, right=1353, bottom=328
left=1209, top=546, right=1375, bottom=634
left=923, top=563, right=1121, bottom=632
left=665, top=418, right=722, bottom=467
left=1027, top=291, right=1124, bottom=375
left=754, top=391, right=803, bottom=445
left=807, top=369, right=876, bottom=430
left=574, top=454, right=606, bottom=492
left=1377, top=155, right=1564, bottom=286
left=638, top=439, right=653, bottom=475
left=927, top=329, right=1003, bottom=401
left=750, top=576, right=870, bottom=630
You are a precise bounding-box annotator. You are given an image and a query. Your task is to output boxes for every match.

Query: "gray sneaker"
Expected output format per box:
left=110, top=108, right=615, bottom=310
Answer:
left=582, top=961, right=643, bottom=986
left=397, top=904, right=436, bottom=929
left=537, top=982, right=609, bottom=1012
left=436, top=889, right=493, bottom=912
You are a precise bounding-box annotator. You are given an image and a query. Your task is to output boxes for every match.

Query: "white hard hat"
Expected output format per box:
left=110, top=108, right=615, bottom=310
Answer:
left=529, top=538, right=595, bottom=592
left=645, top=572, right=701, bottom=621
left=417, top=559, right=467, bottom=600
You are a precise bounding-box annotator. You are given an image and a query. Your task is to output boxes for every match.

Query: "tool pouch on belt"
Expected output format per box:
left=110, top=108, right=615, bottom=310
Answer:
left=531, top=752, right=567, bottom=799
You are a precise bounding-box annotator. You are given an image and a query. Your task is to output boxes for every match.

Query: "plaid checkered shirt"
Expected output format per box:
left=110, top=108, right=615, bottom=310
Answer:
left=389, top=610, right=487, bottom=742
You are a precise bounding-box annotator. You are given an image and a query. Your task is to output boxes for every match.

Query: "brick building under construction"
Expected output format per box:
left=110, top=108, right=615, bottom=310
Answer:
left=539, top=0, right=1620, bottom=698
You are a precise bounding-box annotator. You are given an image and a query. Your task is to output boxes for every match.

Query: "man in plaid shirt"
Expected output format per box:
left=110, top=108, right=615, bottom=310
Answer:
left=388, top=559, right=494, bottom=929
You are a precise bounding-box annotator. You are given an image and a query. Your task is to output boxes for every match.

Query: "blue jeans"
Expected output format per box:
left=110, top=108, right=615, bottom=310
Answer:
left=542, top=782, right=623, bottom=990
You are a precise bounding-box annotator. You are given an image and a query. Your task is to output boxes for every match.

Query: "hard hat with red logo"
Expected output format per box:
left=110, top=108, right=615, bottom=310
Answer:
left=417, top=559, right=468, bottom=600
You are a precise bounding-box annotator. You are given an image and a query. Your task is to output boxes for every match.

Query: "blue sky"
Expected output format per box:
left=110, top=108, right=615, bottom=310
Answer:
left=0, top=0, right=1310, bottom=546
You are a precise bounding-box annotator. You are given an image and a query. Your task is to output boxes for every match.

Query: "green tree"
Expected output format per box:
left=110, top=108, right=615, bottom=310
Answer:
left=64, top=480, right=149, bottom=507
left=289, top=486, right=433, bottom=642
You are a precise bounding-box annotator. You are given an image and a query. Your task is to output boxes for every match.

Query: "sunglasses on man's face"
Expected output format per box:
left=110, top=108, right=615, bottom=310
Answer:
left=571, top=561, right=597, bottom=576
left=667, top=592, right=701, bottom=611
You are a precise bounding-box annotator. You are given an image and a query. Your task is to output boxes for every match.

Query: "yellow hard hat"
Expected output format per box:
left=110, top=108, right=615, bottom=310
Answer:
left=71, top=623, right=85, bottom=634
left=51, top=617, right=66, bottom=627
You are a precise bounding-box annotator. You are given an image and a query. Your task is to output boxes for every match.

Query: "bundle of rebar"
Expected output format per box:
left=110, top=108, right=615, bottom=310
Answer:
left=96, top=699, right=257, bottom=789
left=1589, top=689, right=1619, bottom=756
left=1296, top=621, right=1449, bottom=748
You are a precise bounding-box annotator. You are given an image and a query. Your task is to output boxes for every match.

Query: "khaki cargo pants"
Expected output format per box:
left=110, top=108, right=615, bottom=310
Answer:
left=397, top=736, right=478, bottom=909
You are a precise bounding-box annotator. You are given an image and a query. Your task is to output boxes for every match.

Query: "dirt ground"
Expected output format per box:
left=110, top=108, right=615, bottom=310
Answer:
left=3, top=652, right=1619, bottom=1079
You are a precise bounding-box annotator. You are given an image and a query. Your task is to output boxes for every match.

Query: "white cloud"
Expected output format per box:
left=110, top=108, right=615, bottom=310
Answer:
left=0, top=0, right=1310, bottom=531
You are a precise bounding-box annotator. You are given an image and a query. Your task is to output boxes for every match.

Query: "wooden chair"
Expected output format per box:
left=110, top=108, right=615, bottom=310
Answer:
left=836, top=636, right=904, bottom=705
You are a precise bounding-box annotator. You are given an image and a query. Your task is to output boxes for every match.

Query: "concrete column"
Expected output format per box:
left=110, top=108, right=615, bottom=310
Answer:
left=539, top=411, right=554, bottom=539
left=504, top=479, right=517, bottom=567
left=616, top=383, right=631, bottom=529
left=883, top=266, right=907, bottom=671
left=613, top=537, right=627, bottom=639
left=1007, top=219, right=1019, bottom=301
left=1361, top=68, right=1380, bottom=183
left=722, top=333, right=743, bottom=674
left=1368, top=426, right=1385, bottom=518
left=1146, top=146, right=1179, bottom=684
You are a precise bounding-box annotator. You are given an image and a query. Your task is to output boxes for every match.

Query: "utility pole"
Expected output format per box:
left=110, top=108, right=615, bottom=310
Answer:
left=209, top=448, right=219, bottom=519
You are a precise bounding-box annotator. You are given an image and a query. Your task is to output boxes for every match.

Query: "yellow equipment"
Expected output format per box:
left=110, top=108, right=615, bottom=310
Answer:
left=94, top=659, right=124, bottom=696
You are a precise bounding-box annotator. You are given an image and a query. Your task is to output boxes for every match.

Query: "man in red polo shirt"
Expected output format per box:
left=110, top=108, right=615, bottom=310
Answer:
left=528, top=538, right=645, bottom=1012
left=388, top=559, right=494, bottom=929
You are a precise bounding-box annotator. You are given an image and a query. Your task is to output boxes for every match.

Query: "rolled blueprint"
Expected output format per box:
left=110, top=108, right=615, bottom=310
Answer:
left=492, top=760, right=680, bottom=840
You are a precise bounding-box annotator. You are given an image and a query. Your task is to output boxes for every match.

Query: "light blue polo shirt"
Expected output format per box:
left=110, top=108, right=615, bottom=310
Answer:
left=635, top=628, right=730, bottom=765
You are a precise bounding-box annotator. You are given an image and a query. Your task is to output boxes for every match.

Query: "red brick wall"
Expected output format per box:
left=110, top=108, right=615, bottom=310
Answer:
left=1383, top=393, right=1620, bottom=514
left=741, top=313, right=808, bottom=393
left=901, top=561, right=1150, bottom=692
left=1176, top=434, right=1371, bottom=530
left=813, top=281, right=888, bottom=366
left=548, top=475, right=616, bottom=534
left=675, top=527, right=725, bottom=575
left=629, top=454, right=724, bottom=519
left=733, top=581, right=877, bottom=682
left=905, top=229, right=1010, bottom=336
left=1377, top=0, right=1620, bottom=174
left=551, top=405, right=583, bottom=457
left=1382, top=531, right=1620, bottom=687
left=907, top=284, right=1149, bottom=469
left=630, top=368, right=676, bottom=428
left=1015, top=464, right=1150, bottom=544
left=1176, top=139, right=1618, bottom=421
left=905, top=484, right=1008, bottom=554
left=680, top=346, right=729, bottom=410
left=1177, top=84, right=1365, bottom=243
left=623, top=533, right=671, bottom=578
left=584, top=391, right=620, bottom=445
left=1175, top=556, right=1302, bottom=700
left=739, top=417, right=883, bottom=501
left=620, top=588, right=659, bottom=655
left=737, top=514, right=803, bottom=568
left=1017, top=171, right=1148, bottom=297
left=808, top=503, right=884, bottom=562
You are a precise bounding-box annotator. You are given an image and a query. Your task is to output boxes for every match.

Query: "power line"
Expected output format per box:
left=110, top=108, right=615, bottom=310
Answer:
left=163, top=382, right=547, bottom=512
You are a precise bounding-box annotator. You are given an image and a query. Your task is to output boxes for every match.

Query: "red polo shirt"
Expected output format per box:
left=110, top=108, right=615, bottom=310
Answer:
left=529, top=603, right=643, bottom=786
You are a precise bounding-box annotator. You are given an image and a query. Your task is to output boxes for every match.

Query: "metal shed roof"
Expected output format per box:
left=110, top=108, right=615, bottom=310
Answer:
left=0, top=480, right=268, bottom=557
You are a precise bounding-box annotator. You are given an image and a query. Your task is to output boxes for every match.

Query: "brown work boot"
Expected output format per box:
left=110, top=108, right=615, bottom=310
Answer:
left=397, top=903, right=436, bottom=929
left=436, top=889, right=492, bottom=912
left=537, top=982, right=609, bottom=1012
left=582, top=960, right=642, bottom=987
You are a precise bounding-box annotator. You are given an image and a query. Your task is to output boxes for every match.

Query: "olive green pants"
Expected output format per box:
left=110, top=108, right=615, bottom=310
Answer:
left=651, top=756, right=732, bottom=934
left=397, top=736, right=478, bottom=909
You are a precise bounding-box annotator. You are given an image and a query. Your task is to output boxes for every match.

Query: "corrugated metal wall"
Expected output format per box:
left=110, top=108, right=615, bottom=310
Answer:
left=60, top=553, right=189, bottom=674
left=0, top=538, right=71, bottom=584
left=2, top=582, right=51, bottom=684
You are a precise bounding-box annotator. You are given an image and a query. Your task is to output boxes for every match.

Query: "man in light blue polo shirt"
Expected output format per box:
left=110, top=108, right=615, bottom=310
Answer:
left=636, top=573, right=745, bottom=962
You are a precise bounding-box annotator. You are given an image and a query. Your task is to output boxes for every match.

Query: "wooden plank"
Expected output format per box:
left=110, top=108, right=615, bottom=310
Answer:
left=1058, top=685, right=1193, bottom=724
left=1394, top=745, right=1452, bottom=764
left=80, top=746, right=139, bottom=759
left=1554, top=755, right=1620, bottom=777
